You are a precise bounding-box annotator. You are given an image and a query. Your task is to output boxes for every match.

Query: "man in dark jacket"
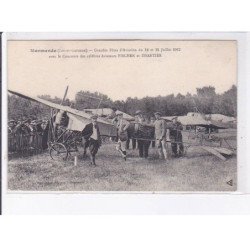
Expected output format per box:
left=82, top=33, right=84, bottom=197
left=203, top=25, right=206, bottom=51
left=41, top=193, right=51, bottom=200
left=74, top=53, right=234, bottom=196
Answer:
left=134, top=110, right=151, bottom=158
left=169, top=117, right=184, bottom=157
left=82, top=114, right=102, bottom=166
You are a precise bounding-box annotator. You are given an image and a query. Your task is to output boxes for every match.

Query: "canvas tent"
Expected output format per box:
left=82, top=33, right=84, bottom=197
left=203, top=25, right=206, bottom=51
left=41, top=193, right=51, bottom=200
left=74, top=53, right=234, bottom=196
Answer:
left=162, top=112, right=228, bottom=129
left=163, top=112, right=209, bottom=126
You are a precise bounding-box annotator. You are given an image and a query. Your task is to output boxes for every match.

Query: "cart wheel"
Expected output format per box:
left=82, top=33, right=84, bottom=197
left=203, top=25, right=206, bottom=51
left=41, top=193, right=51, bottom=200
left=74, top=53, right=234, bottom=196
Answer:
left=49, top=143, right=68, bottom=161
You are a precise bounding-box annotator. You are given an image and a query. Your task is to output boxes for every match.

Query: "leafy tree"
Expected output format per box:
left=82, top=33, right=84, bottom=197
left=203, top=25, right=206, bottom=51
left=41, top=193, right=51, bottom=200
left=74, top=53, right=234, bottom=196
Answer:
left=75, top=91, right=113, bottom=110
left=8, top=85, right=237, bottom=122
left=195, top=86, right=217, bottom=114
left=219, top=85, right=237, bottom=116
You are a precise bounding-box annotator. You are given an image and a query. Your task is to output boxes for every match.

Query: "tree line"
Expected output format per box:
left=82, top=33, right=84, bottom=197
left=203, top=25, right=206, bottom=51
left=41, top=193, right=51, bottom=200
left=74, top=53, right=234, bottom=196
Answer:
left=8, top=85, right=237, bottom=120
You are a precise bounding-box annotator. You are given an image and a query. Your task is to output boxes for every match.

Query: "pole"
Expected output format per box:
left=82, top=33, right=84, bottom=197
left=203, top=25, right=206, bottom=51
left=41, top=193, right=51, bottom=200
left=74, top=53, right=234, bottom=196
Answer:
left=60, top=85, right=69, bottom=105
left=74, top=156, right=78, bottom=166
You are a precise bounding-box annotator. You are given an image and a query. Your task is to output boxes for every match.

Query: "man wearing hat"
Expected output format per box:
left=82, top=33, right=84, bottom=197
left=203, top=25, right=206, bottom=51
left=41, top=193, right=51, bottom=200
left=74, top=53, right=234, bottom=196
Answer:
left=82, top=114, right=102, bottom=165
left=8, top=119, right=17, bottom=134
left=134, top=110, right=151, bottom=158
left=115, top=112, right=130, bottom=160
left=154, top=112, right=168, bottom=160
left=169, top=116, right=184, bottom=157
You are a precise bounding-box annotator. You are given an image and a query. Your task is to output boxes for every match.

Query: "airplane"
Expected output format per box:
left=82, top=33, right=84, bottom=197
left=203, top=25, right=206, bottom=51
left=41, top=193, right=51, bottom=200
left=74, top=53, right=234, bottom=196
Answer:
left=8, top=90, right=236, bottom=162
left=8, top=89, right=117, bottom=161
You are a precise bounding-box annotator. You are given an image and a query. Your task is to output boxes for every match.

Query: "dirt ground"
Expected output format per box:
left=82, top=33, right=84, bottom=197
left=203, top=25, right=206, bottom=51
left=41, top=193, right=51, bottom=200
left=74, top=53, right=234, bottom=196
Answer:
left=8, top=141, right=237, bottom=192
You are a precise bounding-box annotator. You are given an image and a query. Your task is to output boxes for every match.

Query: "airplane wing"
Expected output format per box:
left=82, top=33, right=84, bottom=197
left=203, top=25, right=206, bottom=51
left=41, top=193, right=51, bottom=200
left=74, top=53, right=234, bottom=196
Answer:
left=8, top=89, right=117, bottom=136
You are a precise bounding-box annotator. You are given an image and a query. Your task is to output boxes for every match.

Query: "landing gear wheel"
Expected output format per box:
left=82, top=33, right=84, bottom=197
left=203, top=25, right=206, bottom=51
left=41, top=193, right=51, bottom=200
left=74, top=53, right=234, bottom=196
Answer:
left=49, top=143, right=68, bottom=161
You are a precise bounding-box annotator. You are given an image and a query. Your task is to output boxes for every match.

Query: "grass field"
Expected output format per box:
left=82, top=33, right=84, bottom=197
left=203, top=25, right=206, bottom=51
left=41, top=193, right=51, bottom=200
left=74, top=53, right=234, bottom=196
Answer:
left=8, top=141, right=237, bottom=192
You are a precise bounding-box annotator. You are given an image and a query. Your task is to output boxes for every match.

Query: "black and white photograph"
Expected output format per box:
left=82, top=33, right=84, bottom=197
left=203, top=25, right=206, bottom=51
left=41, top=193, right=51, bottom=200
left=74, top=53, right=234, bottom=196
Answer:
left=2, top=0, right=250, bottom=248
left=6, top=39, right=237, bottom=192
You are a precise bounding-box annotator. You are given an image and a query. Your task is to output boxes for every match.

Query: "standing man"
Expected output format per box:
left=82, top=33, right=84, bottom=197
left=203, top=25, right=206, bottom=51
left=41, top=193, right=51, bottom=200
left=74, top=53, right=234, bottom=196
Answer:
left=169, top=117, right=184, bottom=157
left=24, top=118, right=35, bottom=149
left=150, top=116, right=156, bottom=148
left=154, top=112, right=168, bottom=160
left=82, top=114, right=102, bottom=166
left=8, top=120, right=17, bottom=134
left=116, top=113, right=130, bottom=160
left=110, top=108, right=119, bottom=142
left=134, top=110, right=151, bottom=158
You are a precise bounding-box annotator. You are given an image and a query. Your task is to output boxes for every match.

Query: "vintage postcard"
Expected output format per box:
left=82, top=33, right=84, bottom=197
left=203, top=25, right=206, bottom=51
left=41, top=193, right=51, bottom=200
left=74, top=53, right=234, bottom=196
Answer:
left=5, top=36, right=237, bottom=192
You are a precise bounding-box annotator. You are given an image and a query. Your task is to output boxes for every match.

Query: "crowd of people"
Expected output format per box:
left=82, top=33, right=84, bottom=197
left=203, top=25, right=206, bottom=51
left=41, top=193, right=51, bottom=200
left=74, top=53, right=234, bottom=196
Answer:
left=8, top=118, right=49, bottom=152
left=114, top=110, right=184, bottom=161
left=8, top=118, right=48, bottom=135
left=8, top=110, right=184, bottom=163
left=83, top=108, right=184, bottom=165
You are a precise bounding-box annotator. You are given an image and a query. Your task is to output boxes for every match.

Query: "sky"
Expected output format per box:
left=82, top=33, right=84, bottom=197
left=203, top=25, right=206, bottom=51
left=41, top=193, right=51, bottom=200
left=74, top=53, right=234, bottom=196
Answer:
left=8, top=40, right=237, bottom=101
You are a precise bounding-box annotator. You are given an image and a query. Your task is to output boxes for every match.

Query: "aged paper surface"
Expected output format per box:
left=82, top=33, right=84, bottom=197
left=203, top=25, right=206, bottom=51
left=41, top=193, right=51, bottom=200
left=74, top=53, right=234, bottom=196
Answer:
left=8, top=40, right=236, bottom=100
left=7, top=40, right=237, bottom=192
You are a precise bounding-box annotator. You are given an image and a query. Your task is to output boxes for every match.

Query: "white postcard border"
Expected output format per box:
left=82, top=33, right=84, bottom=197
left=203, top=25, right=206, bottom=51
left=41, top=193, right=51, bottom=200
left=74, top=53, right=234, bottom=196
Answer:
left=2, top=32, right=250, bottom=214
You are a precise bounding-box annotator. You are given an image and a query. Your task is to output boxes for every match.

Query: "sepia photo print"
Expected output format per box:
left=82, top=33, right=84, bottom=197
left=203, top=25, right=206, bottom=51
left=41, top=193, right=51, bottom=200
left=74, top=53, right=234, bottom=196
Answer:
left=6, top=39, right=237, bottom=192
